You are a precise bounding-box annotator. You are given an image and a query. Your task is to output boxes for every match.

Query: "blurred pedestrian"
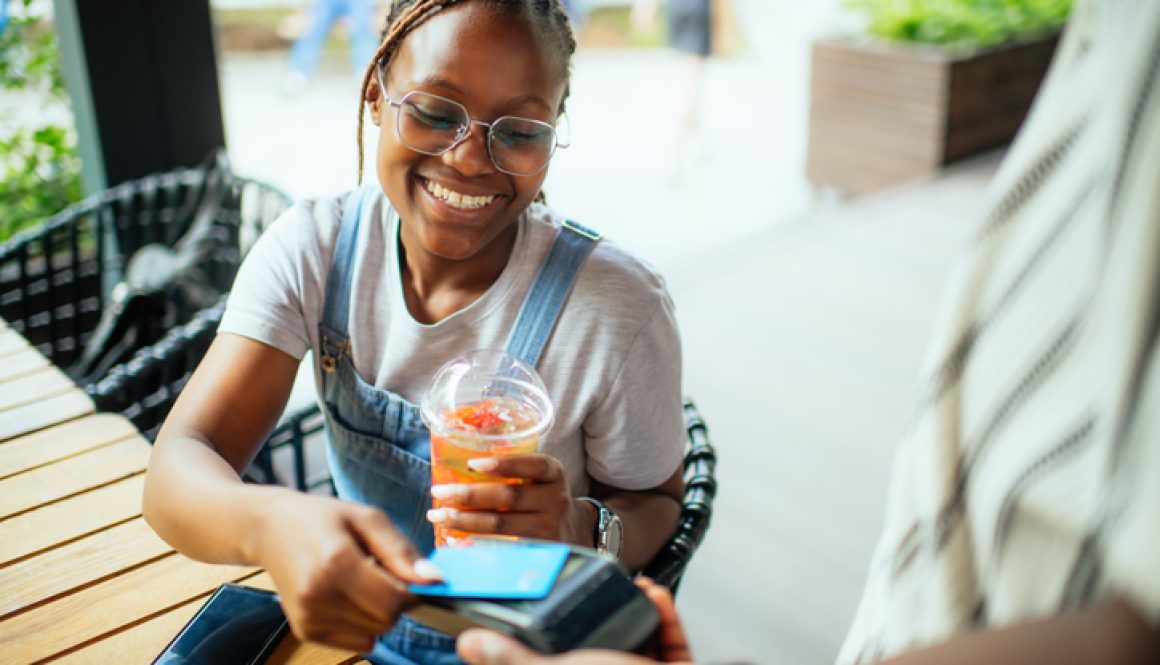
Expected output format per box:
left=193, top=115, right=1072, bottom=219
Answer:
left=632, top=0, right=712, bottom=179
left=284, top=0, right=378, bottom=95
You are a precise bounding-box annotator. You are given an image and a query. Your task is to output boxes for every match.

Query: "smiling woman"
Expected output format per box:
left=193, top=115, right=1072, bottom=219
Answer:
left=142, top=1, right=688, bottom=664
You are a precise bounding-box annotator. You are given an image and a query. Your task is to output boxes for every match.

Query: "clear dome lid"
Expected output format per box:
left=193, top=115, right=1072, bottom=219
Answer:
left=420, top=349, right=554, bottom=440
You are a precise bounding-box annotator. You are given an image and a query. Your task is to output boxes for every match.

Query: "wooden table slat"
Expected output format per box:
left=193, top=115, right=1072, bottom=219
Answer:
left=0, top=413, right=139, bottom=480
left=0, top=475, right=146, bottom=566
left=53, top=591, right=204, bottom=664
left=0, top=437, right=150, bottom=519
left=0, top=389, right=94, bottom=440
left=0, top=517, right=173, bottom=618
left=275, top=639, right=368, bottom=664
left=0, top=317, right=359, bottom=664
left=56, top=569, right=368, bottom=665
left=56, top=572, right=273, bottom=664
left=0, top=365, right=78, bottom=412
left=0, top=346, right=52, bottom=383
left=0, top=330, right=30, bottom=357
left=0, top=553, right=258, bottom=662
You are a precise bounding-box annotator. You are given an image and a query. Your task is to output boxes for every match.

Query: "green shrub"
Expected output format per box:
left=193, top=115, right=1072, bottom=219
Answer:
left=0, top=0, right=82, bottom=243
left=843, top=0, right=1072, bottom=49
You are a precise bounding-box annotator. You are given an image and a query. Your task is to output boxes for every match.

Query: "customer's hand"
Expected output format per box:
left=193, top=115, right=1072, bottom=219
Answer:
left=253, top=490, right=442, bottom=653
left=427, top=453, right=583, bottom=543
left=456, top=577, right=693, bottom=665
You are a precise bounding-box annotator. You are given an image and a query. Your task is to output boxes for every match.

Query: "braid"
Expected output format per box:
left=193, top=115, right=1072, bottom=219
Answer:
left=356, top=0, right=578, bottom=184
left=357, top=0, right=460, bottom=183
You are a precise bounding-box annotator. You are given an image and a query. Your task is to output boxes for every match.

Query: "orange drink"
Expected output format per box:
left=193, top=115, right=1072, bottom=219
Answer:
left=422, top=350, right=554, bottom=547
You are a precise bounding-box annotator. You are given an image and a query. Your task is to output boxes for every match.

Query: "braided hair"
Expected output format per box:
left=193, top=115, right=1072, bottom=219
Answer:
left=356, top=0, right=577, bottom=182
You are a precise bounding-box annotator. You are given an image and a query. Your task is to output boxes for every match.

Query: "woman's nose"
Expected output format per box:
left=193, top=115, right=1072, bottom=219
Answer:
left=441, top=123, right=494, bottom=176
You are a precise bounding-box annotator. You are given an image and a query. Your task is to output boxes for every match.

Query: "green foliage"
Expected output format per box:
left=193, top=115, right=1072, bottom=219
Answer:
left=0, top=0, right=83, bottom=243
left=843, top=0, right=1073, bottom=49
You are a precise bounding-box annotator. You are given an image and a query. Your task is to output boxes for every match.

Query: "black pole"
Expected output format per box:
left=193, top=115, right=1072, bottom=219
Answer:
left=55, top=0, right=226, bottom=190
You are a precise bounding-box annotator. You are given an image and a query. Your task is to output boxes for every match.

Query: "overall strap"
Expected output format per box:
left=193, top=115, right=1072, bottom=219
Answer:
left=505, top=219, right=602, bottom=368
left=321, top=186, right=377, bottom=341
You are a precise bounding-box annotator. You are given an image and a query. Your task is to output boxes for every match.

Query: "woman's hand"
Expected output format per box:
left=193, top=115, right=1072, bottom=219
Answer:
left=455, top=577, right=693, bottom=665
left=426, top=453, right=590, bottom=544
left=251, top=490, right=443, bottom=653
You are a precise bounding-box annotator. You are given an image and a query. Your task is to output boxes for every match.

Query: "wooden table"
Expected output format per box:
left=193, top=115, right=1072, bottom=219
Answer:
left=0, top=318, right=361, bottom=663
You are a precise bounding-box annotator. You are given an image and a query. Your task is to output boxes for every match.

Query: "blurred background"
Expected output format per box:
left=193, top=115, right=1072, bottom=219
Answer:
left=1, top=0, right=1072, bottom=662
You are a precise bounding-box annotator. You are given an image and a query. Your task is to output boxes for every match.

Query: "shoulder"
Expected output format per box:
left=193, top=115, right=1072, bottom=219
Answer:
left=524, top=204, right=672, bottom=321
left=261, top=192, right=347, bottom=250
left=255, top=192, right=338, bottom=257
left=252, top=189, right=385, bottom=268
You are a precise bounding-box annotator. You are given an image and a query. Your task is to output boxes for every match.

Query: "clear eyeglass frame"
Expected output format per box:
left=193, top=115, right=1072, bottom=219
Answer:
left=374, top=62, right=570, bottom=177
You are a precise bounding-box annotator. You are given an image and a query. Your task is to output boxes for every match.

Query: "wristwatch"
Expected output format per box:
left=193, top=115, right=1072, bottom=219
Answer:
left=577, top=496, right=623, bottom=558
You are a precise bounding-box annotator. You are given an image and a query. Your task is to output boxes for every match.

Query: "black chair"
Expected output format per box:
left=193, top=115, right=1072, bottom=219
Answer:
left=86, top=296, right=227, bottom=441
left=641, top=399, right=717, bottom=591
left=0, top=149, right=291, bottom=388
left=0, top=153, right=222, bottom=370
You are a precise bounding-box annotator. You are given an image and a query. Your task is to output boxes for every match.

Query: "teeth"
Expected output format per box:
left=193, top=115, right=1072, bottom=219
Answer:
left=425, top=180, right=496, bottom=209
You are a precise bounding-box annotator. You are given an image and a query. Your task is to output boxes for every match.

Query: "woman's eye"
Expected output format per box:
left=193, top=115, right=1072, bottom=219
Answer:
left=409, top=105, right=461, bottom=130
left=495, top=126, right=548, bottom=147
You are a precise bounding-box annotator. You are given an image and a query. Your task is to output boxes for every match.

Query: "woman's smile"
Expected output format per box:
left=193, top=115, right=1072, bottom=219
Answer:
left=414, top=174, right=507, bottom=234
left=425, top=179, right=496, bottom=209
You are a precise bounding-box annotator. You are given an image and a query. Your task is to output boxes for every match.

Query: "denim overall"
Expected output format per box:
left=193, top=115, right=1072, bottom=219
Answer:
left=316, top=187, right=600, bottom=664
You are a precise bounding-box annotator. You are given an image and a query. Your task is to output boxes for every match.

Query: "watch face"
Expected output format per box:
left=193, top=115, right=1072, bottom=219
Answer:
left=605, top=515, right=623, bottom=557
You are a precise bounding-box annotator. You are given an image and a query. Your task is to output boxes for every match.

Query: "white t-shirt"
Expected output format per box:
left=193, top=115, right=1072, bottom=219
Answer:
left=219, top=190, right=685, bottom=497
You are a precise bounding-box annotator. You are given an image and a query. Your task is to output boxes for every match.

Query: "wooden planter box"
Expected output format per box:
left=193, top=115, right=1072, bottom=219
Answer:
left=806, top=34, right=1059, bottom=196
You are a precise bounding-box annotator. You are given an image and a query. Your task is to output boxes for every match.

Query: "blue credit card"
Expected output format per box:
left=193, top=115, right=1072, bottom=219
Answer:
left=408, top=542, right=571, bottom=600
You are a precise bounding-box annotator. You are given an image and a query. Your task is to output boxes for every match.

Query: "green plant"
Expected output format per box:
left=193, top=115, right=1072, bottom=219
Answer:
left=0, top=0, right=83, bottom=243
left=843, top=0, right=1072, bottom=49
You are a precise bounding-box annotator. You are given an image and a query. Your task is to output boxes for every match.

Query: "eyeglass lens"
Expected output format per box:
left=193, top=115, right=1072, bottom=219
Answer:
left=396, top=92, right=557, bottom=176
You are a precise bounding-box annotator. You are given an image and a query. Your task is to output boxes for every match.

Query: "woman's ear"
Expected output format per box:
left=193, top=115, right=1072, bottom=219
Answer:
left=365, top=82, right=382, bottom=126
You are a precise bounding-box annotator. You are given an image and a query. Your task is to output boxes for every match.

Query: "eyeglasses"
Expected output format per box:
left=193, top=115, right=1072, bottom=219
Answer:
left=375, top=64, right=568, bottom=177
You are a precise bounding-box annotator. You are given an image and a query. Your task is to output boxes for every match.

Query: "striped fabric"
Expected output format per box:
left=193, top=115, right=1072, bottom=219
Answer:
left=837, top=0, right=1160, bottom=662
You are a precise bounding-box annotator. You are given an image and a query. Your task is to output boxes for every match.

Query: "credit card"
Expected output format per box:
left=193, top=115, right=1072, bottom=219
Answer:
left=408, top=542, right=570, bottom=600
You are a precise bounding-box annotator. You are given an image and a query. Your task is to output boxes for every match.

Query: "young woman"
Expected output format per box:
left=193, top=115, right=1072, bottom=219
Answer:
left=143, top=1, right=686, bottom=663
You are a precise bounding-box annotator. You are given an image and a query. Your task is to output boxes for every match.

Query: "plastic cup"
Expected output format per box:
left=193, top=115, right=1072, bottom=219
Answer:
left=421, top=349, right=554, bottom=546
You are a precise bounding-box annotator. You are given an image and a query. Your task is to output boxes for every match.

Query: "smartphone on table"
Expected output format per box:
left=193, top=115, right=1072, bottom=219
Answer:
left=153, top=583, right=289, bottom=665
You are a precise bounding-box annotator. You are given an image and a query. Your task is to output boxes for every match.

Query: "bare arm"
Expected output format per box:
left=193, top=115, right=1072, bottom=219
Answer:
left=883, top=598, right=1160, bottom=665
left=585, top=471, right=684, bottom=572
left=143, top=333, right=299, bottom=563
left=143, top=333, right=440, bottom=652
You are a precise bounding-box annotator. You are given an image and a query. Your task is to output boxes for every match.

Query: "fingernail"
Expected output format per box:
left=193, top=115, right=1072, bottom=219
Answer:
left=467, top=457, right=498, bottom=472
left=426, top=508, right=448, bottom=523
left=430, top=484, right=456, bottom=500
left=413, top=558, right=443, bottom=581
left=461, top=629, right=505, bottom=659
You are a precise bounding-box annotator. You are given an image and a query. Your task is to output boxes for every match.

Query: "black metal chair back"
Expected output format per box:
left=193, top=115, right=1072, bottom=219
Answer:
left=641, top=400, right=717, bottom=591
left=0, top=150, right=290, bottom=388
left=0, top=154, right=223, bottom=369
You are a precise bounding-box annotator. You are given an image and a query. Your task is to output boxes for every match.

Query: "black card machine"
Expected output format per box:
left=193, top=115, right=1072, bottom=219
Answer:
left=406, top=541, right=660, bottom=654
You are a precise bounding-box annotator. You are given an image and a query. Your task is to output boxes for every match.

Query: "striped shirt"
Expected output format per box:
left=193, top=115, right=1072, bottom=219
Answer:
left=838, top=0, right=1160, bottom=661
